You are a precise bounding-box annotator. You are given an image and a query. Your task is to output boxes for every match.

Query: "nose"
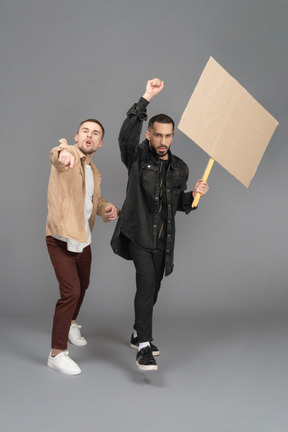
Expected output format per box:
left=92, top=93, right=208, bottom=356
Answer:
left=161, top=136, right=166, bottom=144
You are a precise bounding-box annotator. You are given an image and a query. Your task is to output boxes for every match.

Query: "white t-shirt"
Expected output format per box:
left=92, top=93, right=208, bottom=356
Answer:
left=54, top=164, right=94, bottom=252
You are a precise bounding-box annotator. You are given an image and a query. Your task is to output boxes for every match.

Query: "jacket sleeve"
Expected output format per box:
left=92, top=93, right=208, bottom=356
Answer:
left=49, top=139, right=80, bottom=172
left=118, top=97, right=149, bottom=169
left=176, top=165, right=197, bottom=213
left=97, top=195, right=111, bottom=222
left=177, top=191, right=197, bottom=213
left=95, top=196, right=120, bottom=223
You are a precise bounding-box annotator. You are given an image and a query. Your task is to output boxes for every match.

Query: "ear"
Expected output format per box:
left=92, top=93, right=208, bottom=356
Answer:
left=74, top=134, right=79, bottom=143
left=99, top=140, right=104, bottom=148
left=145, top=130, right=150, bottom=141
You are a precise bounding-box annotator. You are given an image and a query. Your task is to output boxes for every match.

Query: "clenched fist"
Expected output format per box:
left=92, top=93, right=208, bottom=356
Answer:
left=142, top=78, right=164, bottom=102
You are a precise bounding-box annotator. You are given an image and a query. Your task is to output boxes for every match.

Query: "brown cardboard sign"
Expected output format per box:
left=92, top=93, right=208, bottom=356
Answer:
left=178, top=57, right=279, bottom=187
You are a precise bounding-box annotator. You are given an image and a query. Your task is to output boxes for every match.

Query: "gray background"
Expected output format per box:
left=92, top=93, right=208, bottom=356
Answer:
left=0, top=0, right=287, bottom=431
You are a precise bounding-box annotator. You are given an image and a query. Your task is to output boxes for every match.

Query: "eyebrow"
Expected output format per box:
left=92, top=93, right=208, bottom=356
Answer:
left=154, top=132, right=174, bottom=136
left=81, top=127, right=100, bottom=133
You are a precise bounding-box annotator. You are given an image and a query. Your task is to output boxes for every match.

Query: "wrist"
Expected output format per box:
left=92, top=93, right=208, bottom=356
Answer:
left=142, top=92, right=153, bottom=102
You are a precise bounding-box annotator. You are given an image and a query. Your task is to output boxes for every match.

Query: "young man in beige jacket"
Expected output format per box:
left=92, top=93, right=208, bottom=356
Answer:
left=46, top=119, right=118, bottom=375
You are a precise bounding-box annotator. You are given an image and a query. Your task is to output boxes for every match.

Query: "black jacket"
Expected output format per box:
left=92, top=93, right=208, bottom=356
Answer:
left=111, top=97, right=197, bottom=276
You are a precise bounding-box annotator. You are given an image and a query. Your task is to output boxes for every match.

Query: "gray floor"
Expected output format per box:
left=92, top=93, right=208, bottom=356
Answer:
left=1, top=311, right=288, bottom=432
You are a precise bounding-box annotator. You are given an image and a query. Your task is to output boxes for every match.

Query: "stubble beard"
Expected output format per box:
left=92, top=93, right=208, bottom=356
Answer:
left=78, top=142, right=95, bottom=155
left=149, top=142, right=168, bottom=158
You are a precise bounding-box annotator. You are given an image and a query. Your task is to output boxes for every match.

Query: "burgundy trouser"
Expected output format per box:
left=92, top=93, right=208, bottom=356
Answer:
left=46, top=236, right=92, bottom=350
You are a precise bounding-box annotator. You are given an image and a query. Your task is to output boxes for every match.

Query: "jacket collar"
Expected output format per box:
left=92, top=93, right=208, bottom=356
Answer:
left=72, top=143, right=86, bottom=160
left=72, top=144, right=101, bottom=177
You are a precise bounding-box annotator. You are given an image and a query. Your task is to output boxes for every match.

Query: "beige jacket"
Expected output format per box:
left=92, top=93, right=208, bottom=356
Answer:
left=46, top=139, right=111, bottom=243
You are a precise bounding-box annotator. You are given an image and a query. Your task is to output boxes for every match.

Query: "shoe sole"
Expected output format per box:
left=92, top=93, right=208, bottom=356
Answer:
left=130, top=343, right=160, bottom=357
left=47, top=361, right=82, bottom=375
left=136, top=360, right=158, bottom=371
left=68, top=339, right=88, bottom=346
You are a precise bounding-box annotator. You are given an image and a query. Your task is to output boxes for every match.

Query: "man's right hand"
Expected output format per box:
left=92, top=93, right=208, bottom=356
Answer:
left=58, top=150, right=75, bottom=169
left=142, top=78, right=164, bottom=102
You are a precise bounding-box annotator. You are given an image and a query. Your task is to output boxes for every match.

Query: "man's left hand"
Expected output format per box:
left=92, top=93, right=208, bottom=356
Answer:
left=105, top=204, right=118, bottom=221
left=192, top=179, right=209, bottom=198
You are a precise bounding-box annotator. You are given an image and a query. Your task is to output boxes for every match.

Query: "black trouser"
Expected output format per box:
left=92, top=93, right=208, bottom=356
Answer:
left=128, top=241, right=165, bottom=343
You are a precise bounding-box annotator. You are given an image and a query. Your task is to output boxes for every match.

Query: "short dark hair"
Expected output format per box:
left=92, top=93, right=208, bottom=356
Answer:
left=148, top=114, right=174, bottom=131
left=77, top=118, right=105, bottom=138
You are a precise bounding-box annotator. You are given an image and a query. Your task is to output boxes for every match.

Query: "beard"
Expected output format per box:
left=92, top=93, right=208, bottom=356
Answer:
left=149, top=143, right=168, bottom=158
left=80, top=147, right=95, bottom=155
left=78, top=142, right=95, bottom=155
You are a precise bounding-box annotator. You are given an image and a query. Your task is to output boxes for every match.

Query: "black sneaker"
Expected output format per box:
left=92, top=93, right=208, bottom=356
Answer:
left=136, top=346, right=158, bottom=371
left=130, top=334, right=160, bottom=356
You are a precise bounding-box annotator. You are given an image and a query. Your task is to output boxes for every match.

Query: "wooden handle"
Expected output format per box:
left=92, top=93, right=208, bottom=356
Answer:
left=192, top=157, right=214, bottom=208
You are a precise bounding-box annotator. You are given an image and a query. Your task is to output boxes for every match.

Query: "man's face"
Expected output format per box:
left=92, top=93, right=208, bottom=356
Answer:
left=75, top=121, right=103, bottom=155
left=145, top=122, right=174, bottom=160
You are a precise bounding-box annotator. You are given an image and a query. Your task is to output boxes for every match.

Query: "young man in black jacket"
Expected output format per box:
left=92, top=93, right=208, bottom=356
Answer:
left=111, top=78, right=209, bottom=371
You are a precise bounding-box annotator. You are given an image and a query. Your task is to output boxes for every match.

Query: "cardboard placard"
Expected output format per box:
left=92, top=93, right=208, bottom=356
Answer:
left=178, top=57, right=279, bottom=187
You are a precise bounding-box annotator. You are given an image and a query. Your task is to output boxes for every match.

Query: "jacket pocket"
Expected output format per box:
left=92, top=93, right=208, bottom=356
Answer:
left=140, top=161, right=158, bottom=185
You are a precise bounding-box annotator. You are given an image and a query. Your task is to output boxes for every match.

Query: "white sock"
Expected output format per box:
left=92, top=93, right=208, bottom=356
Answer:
left=133, top=330, right=138, bottom=338
left=138, top=341, right=150, bottom=351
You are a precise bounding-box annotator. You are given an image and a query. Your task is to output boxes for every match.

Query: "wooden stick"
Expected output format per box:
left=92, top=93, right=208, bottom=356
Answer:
left=192, top=157, right=214, bottom=208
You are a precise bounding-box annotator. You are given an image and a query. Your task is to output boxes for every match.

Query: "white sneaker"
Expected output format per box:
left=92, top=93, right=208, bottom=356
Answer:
left=47, top=350, right=82, bottom=375
left=68, top=323, right=87, bottom=346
